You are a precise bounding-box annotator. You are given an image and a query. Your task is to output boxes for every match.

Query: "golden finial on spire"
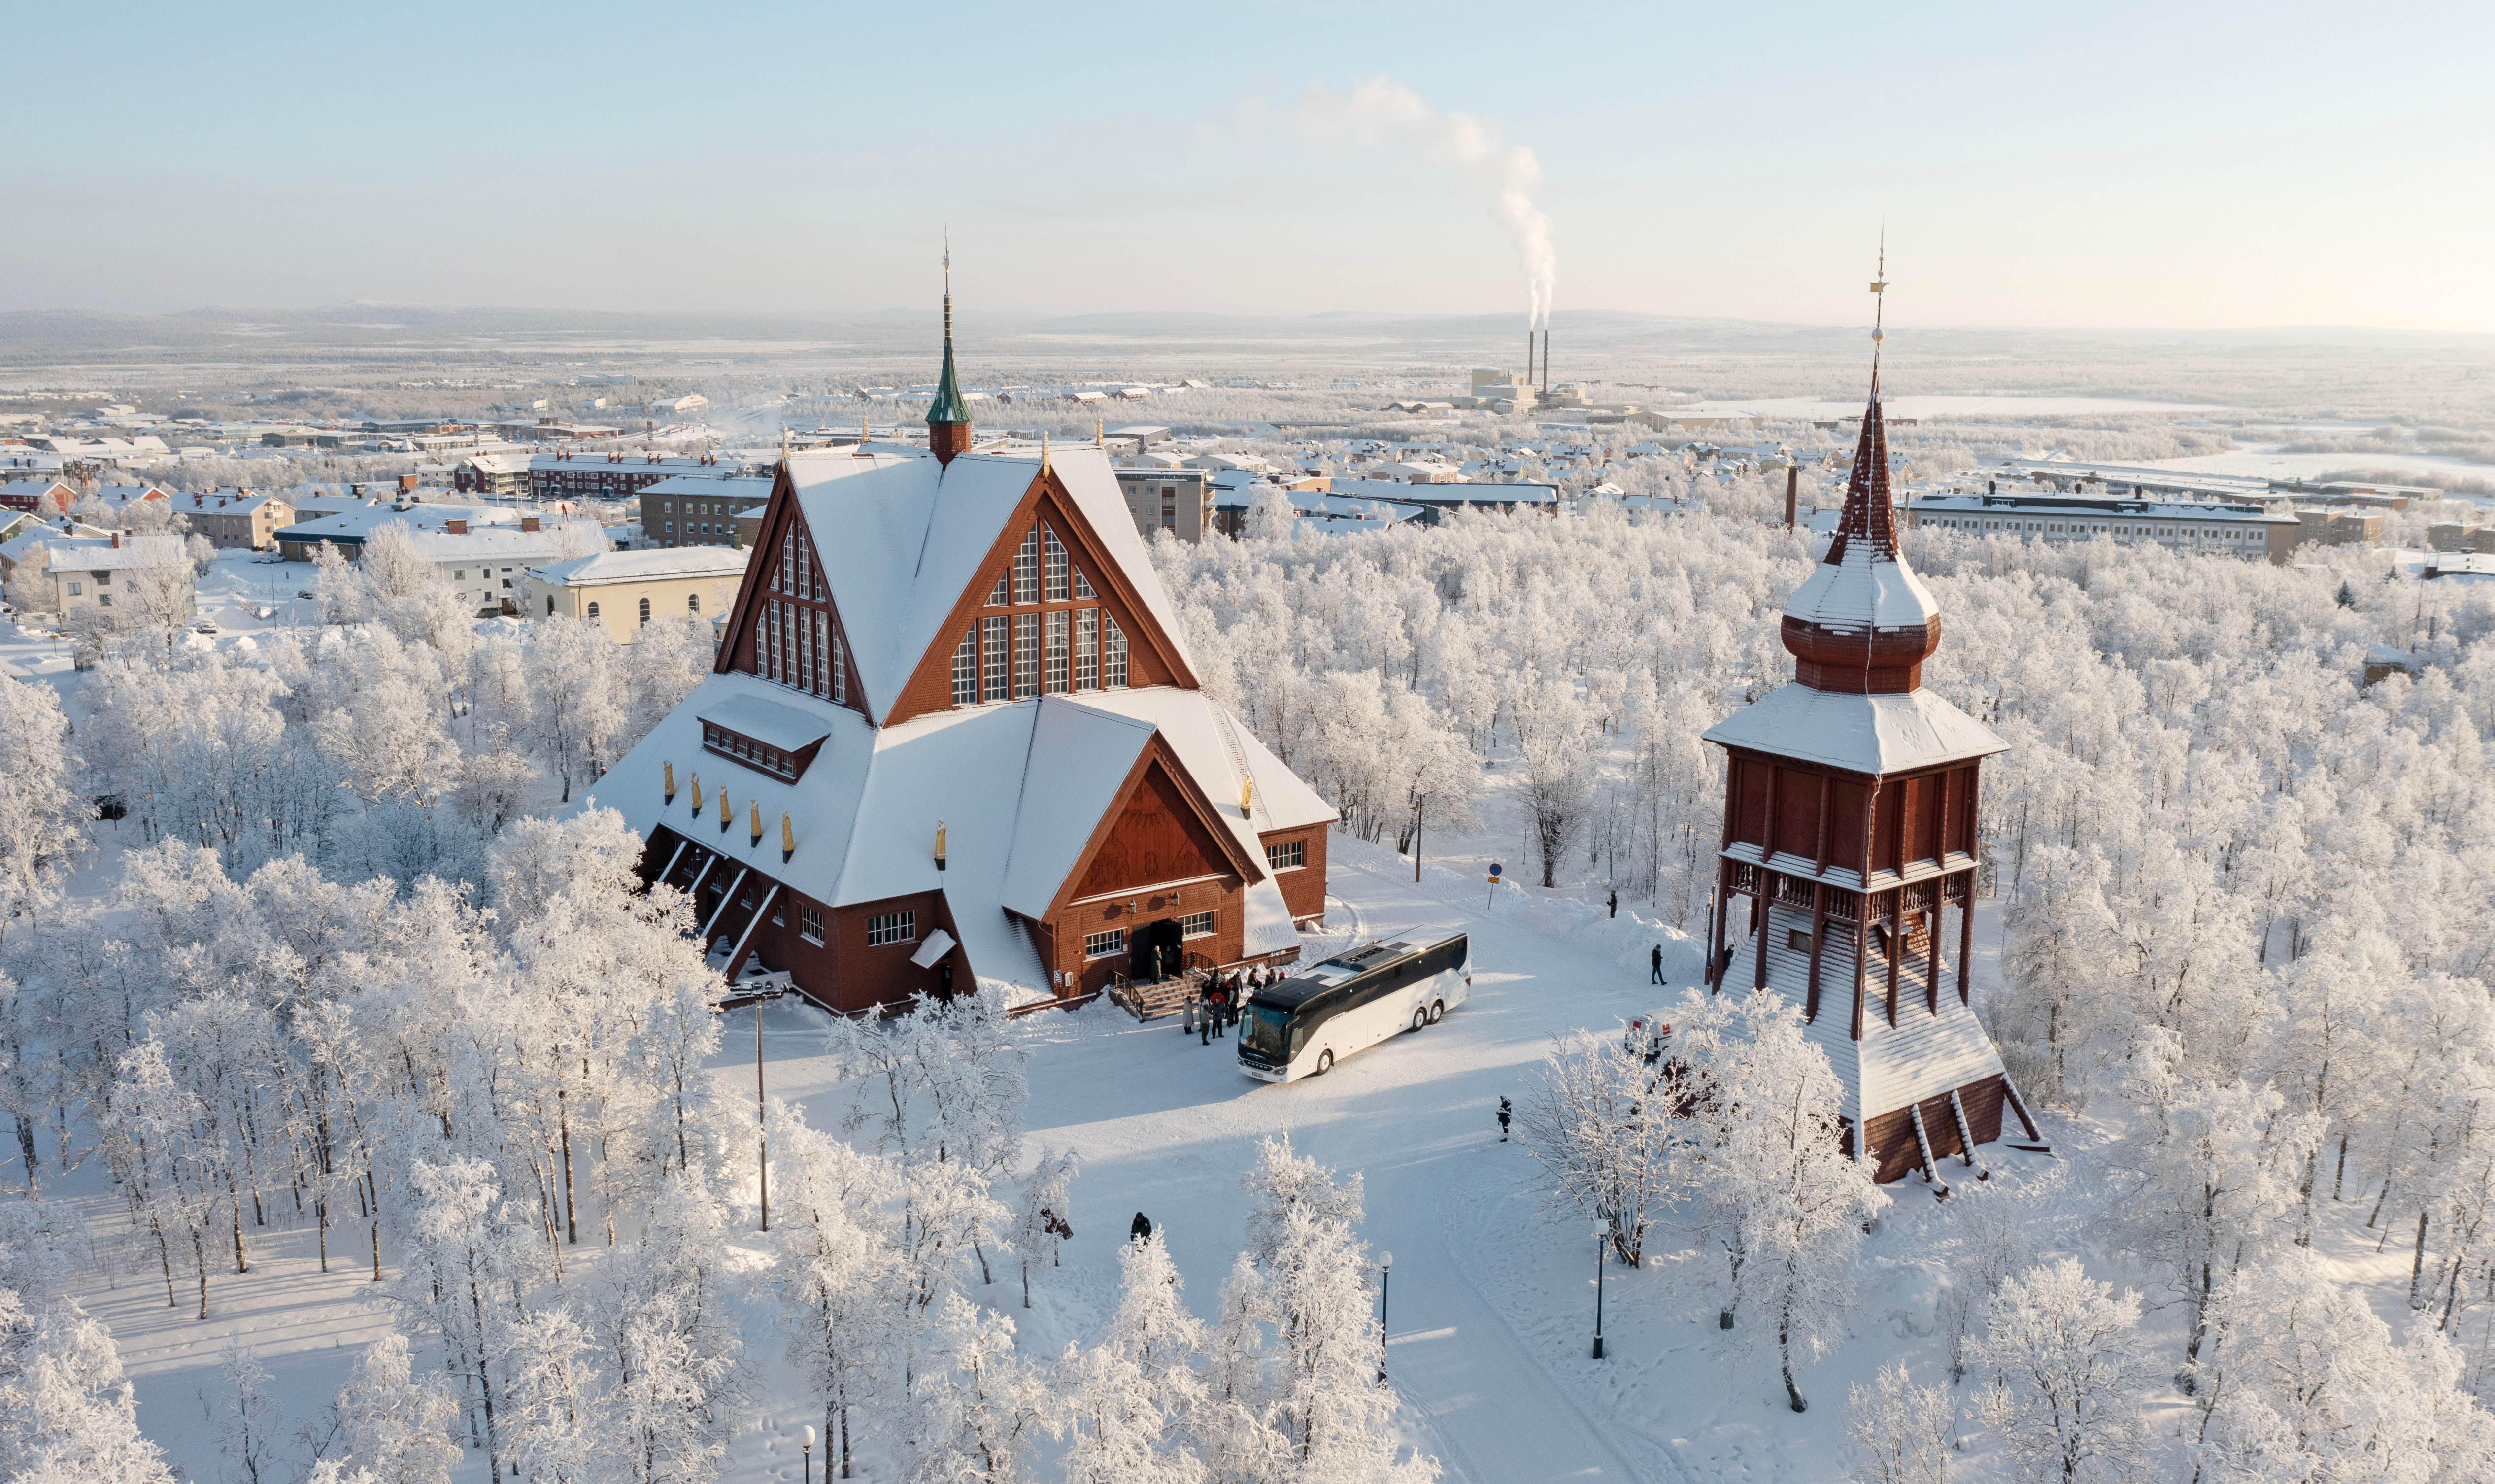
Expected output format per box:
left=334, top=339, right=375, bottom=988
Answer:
left=1869, top=223, right=1889, bottom=347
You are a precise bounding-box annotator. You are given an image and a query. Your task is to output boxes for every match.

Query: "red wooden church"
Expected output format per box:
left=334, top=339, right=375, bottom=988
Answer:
left=596, top=287, right=1334, bottom=1013
left=1700, top=351, right=2043, bottom=1184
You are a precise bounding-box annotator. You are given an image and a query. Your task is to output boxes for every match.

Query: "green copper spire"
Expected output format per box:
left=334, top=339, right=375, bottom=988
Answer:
left=927, top=237, right=970, bottom=430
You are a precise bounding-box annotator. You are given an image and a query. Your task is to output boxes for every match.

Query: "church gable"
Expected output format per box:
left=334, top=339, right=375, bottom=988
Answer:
left=884, top=466, right=1199, bottom=726
left=1069, top=750, right=1250, bottom=902
left=716, top=472, right=864, bottom=715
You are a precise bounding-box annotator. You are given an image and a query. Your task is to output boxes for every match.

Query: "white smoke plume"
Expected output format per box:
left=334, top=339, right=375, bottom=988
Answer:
left=1297, top=76, right=1556, bottom=328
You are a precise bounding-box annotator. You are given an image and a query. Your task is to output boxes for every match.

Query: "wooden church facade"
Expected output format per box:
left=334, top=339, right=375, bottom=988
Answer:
left=596, top=293, right=1334, bottom=1014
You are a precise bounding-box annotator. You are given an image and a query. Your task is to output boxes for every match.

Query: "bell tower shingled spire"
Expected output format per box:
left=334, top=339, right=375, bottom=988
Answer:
left=1776, top=244, right=1942, bottom=695
left=927, top=235, right=973, bottom=466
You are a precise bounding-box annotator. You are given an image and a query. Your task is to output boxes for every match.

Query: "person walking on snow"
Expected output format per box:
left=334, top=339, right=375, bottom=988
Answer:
left=1607, top=888, right=1618, bottom=919
left=1497, top=1097, right=1512, bottom=1142
left=1650, top=944, right=1664, bottom=985
left=1131, top=1212, right=1152, bottom=1243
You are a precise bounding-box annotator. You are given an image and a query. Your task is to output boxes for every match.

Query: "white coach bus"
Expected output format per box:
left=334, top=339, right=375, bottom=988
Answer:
left=1238, top=933, right=1471, bottom=1083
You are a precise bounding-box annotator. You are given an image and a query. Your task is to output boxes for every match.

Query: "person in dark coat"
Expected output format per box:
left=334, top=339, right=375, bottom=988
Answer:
left=1200, top=992, right=1212, bottom=1045
left=1650, top=944, right=1664, bottom=985
left=1607, top=888, right=1618, bottom=919
left=1208, top=982, right=1227, bottom=1039
left=1131, top=1212, right=1152, bottom=1243
left=1497, top=1097, right=1512, bottom=1142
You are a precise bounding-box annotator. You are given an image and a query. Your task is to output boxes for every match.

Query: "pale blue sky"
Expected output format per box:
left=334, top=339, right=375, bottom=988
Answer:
left=12, top=1, right=2493, bottom=330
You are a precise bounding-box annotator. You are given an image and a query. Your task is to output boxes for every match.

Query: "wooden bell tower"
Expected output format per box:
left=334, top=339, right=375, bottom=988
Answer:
left=1699, top=280, right=2038, bottom=1184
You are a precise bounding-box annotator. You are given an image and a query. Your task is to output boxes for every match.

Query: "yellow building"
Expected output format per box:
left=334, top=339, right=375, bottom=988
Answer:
left=524, top=546, right=750, bottom=641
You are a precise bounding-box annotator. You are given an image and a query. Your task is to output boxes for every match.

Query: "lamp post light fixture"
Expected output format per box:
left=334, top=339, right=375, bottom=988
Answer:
left=1591, top=1220, right=1607, bottom=1359
left=1378, top=1251, right=1393, bottom=1383
left=801, top=1424, right=815, bottom=1484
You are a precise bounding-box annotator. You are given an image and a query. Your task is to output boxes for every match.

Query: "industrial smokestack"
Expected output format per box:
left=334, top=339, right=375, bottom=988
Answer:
left=1540, top=329, right=1550, bottom=396
left=1525, top=329, right=1534, bottom=391
left=1786, top=465, right=1798, bottom=530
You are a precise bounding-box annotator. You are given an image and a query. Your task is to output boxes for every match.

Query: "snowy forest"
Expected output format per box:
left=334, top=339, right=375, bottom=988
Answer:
left=4, top=478, right=2495, bottom=1479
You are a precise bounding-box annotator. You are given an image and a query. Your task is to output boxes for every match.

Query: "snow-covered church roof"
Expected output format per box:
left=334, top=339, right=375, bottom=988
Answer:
left=780, top=444, right=1197, bottom=725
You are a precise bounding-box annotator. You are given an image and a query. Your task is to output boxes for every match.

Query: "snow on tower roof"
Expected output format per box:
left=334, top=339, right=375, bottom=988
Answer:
left=1783, top=368, right=1940, bottom=633
left=1703, top=684, right=2006, bottom=776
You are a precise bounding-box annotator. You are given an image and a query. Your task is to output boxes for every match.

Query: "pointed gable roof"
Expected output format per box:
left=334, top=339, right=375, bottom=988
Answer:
left=722, top=445, right=1199, bottom=725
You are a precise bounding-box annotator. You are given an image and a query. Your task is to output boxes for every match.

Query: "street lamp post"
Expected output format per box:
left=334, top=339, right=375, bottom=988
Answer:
left=757, top=999, right=769, bottom=1232
left=800, top=1424, right=815, bottom=1484
left=1591, top=1220, right=1607, bottom=1360
left=1378, top=1251, right=1393, bottom=1383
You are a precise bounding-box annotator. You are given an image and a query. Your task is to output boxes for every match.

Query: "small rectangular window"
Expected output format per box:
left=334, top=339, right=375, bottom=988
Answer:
left=982, top=614, right=1010, bottom=702
left=1044, top=610, right=1069, bottom=693
left=951, top=627, right=978, bottom=706
left=1180, top=911, right=1215, bottom=939
left=1789, top=928, right=1813, bottom=954
left=1265, top=839, right=1304, bottom=871
left=868, top=911, right=916, bottom=947
left=1084, top=928, right=1128, bottom=959
left=1012, top=613, right=1039, bottom=699
left=801, top=905, right=825, bottom=944
left=1075, top=607, right=1098, bottom=689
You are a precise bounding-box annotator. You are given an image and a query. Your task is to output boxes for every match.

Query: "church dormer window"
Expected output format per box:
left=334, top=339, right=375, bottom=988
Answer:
left=982, top=615, right=1009, bottom=701
left=1075, top=607, right=1098, bottom=689
left=987, top=573, right=1008, bottom=606
left=1074, top=567, right=1095, bottom=600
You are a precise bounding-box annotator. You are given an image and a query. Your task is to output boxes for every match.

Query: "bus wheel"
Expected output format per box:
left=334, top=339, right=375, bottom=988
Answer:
left=1316, top=1050, right=1334, bottom=1075
left=1428, top=1000, right=1444, bottom=1024
left=1411, top=1008, right=1428, bottom=1034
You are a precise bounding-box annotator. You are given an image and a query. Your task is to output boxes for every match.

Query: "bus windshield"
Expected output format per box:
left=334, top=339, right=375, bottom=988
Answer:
left=1241, top=1005, right=1291, bottom=1062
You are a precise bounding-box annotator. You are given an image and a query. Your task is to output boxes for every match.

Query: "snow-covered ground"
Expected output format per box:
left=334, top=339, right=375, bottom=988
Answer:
left=39, top=827, right=2145, bottom=1483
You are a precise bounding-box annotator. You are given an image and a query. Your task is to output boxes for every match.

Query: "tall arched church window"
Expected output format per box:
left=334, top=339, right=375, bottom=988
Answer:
left=587, top=601, right=601, bottom=619
left=687, top=593, right=700, bottom=613
left=638, top=596, right=651, bottom=626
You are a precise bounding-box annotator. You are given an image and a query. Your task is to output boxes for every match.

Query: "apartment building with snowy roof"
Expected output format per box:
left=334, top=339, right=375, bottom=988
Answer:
left=1904, top=489, right=2302, bottom=564
left=596, top=288, right=1336, bottom=1014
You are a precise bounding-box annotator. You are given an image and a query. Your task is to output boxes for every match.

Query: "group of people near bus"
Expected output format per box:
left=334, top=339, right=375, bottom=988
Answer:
left=1188, top=963, right=1283, bottom=1045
